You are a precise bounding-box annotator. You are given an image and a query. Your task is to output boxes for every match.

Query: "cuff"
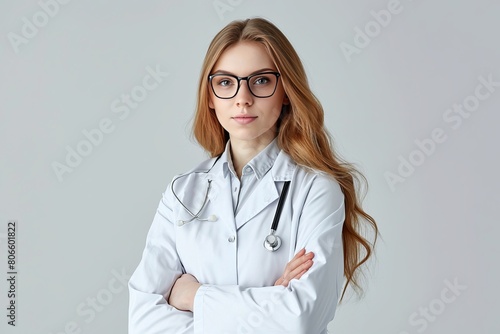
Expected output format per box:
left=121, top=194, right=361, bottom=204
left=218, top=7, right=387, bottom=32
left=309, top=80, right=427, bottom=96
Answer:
left=193, top=285, right=211, bottom=333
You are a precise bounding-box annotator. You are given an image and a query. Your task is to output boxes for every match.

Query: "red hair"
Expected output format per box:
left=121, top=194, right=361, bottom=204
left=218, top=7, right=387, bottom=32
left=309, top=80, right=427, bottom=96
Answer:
left=193, top=18, right=378, bottom=300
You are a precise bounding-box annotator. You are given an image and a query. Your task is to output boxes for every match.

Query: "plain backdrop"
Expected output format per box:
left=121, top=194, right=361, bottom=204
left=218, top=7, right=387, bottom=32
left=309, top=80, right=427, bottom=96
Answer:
left=1, top=0, right=499, bottom=333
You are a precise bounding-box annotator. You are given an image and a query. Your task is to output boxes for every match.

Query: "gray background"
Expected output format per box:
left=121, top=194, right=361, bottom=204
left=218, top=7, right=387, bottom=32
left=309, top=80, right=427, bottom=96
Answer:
left=1, top=0, right=499, bottom=333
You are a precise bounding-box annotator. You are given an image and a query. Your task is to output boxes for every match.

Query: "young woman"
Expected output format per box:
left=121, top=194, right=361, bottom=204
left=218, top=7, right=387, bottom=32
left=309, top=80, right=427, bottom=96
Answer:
left=129, top=17, right=378, bottom=334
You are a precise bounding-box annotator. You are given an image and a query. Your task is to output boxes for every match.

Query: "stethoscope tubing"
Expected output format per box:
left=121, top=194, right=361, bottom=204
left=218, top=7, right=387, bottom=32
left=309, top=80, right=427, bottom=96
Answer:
left=171, top=155, right=291, bottom=252
left=171, top=176, right=212, bottom=221
left=270, top=181, right=291, bottom=232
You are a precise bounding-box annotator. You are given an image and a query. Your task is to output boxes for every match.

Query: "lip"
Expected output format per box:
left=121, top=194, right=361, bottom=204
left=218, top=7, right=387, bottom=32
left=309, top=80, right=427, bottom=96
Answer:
left=232, top=116, right=257, bottom=125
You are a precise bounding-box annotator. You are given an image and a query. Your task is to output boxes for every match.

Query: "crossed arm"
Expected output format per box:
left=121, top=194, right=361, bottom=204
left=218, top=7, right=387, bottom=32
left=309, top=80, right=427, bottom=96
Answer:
left=168, top=248, right=315, bottom=312
left=129, top=174, right=344, bottom=333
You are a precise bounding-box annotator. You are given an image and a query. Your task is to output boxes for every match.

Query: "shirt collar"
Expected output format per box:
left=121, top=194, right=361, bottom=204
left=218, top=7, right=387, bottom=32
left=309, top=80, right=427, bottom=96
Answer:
left=221, top=138, right=280, bottom=180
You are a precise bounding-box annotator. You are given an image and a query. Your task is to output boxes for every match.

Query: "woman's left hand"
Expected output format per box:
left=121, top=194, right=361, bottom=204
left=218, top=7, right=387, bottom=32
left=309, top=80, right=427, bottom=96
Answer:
left=274, top=248, right=314, bottom=287
left=167, top=274, right=201, bottom=312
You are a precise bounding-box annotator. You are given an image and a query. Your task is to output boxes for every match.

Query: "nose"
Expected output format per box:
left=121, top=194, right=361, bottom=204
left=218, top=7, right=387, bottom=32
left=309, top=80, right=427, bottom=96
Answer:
left=235, top=80, right=253, bottom=107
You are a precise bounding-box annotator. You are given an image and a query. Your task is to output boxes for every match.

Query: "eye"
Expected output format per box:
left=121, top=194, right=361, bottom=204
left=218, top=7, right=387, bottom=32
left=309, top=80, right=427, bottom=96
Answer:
left=215, top=76, right=236, bottom=87
left=252, top=75, right=271, bottom=85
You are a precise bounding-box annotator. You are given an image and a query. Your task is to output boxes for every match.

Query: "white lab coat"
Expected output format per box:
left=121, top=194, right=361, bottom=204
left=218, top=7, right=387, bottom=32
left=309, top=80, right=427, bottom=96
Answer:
left=128, top=145, right=345, bottom=334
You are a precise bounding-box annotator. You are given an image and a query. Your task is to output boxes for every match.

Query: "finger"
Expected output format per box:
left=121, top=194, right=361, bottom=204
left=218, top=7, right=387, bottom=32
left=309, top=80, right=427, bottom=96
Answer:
left=289, top=261, right=313, bottom=280
left=284, top=252, right=314, bottom=275
left=291, top=251, right=314, bottom=267
left=290, top=248, right=306, bottom=262
left=274, top=277, right=284, bottom=286
left=276, top=250, right=314, bottom=287
left=293, top=269, right=308, bottom=281
left=283, top=259, right=313, bottom=283
left=275, top=275, right=289, bottom=286
left=285, top=269, right=308, bottom=284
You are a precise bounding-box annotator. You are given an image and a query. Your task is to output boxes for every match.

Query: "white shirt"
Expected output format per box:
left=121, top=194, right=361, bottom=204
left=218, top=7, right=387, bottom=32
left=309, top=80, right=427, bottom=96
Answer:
left=128, top=139, right=345, bottom=334
left=226, top=138, right=280, bottom=215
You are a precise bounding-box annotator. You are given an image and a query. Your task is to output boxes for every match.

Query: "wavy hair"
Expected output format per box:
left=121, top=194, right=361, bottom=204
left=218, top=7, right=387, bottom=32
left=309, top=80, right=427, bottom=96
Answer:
left=192, top=17, right=378, bottom=300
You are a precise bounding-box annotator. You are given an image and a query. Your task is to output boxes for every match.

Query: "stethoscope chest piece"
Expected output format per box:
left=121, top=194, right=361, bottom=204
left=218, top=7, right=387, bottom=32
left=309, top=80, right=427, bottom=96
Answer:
left=262, top=180, right=291, bottom=252
left=264, top=232, right=282, bottom=252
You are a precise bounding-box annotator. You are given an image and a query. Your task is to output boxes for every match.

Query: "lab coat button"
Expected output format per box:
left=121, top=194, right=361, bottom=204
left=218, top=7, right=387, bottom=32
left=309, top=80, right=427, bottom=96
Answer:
left=228, top=235, right=236, bottom=242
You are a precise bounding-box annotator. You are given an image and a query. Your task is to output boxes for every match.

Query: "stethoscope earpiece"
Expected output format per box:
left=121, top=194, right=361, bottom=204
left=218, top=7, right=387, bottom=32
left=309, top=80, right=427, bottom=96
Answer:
left=177, top=215, right=218, bottom=227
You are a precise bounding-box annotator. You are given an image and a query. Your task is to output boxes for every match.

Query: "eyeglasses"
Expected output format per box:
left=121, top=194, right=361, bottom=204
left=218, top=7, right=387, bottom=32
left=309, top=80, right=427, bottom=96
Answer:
left=208, top=71, right=281, bottom=99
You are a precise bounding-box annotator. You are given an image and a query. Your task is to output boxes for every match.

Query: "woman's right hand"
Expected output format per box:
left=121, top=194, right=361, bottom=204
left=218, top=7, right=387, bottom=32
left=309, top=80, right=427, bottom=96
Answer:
left=274, top=248, right=314, bottom=287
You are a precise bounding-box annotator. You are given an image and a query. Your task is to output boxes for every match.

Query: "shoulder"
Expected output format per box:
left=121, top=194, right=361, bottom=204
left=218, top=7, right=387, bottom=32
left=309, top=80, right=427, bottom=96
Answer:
left=163, top=155, right=219, bottom=197
left=177, top=155, right=220, bottom=177
left=162, top=155, right=220, bottom=208
left=273, top=150, right=342, bottom=195
left=280, top=158, right=344, bottom=209
left=298, top=167, right=343, bottom=199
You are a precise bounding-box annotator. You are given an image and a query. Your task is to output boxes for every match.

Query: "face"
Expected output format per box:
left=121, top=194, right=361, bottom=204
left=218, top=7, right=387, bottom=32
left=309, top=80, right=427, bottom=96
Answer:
left=208, top=41, right=288, bottom=147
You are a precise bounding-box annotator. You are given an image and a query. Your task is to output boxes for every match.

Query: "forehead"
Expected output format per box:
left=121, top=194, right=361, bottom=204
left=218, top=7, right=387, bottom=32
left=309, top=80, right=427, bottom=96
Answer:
left=212, top=41, right=277, bottom=75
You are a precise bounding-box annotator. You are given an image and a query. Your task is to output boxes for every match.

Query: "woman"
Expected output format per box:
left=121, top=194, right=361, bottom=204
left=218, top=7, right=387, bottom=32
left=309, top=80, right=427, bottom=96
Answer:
left=129, top=17, right=378, bottom=334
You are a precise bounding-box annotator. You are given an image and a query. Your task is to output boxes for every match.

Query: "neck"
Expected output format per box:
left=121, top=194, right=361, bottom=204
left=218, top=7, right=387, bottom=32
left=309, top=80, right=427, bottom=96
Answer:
left=230, top=136, right=276, bottom=178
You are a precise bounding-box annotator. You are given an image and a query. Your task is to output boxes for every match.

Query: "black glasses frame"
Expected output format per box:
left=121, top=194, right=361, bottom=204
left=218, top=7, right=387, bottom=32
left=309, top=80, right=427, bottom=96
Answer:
left=208, top=71, right=281, bottom=99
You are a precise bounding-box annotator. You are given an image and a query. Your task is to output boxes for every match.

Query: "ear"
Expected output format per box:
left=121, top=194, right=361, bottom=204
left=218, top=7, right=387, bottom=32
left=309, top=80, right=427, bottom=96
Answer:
left=208, top=97, right=214, bottom=109
left=282, top=95, right=290, bottom=106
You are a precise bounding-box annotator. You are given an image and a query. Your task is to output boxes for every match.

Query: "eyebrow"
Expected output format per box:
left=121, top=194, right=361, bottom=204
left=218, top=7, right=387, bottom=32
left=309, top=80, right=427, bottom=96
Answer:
left=211, top=68, right=277, bottom=76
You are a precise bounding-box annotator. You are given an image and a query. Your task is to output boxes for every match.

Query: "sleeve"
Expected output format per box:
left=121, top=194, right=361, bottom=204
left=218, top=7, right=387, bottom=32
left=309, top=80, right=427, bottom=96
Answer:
left=192, top=175, right=345, bottom=334
left=128, top=187, right=195, bottom=334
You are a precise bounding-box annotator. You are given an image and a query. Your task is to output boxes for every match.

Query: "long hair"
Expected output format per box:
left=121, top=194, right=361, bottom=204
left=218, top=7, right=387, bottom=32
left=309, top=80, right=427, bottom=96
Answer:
left=193, top=17, right=378, bottom=300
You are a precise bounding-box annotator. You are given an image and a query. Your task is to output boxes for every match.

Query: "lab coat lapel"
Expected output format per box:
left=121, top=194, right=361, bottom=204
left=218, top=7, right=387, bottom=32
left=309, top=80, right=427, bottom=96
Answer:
left=234, top=151, right=297, bottom=230
left=234, top=172, right=279, bottom=230
left=201, top=148, right=296, bottom=231
left=205, top=171, right=237, bottom=231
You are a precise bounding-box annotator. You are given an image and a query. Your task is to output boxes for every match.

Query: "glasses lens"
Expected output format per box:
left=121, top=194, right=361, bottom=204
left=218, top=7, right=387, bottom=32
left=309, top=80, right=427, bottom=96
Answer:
left=210, top=72, right=279, bottom=99
left=248, top=73, right=278, bottom=98
left=211, top=75, right=238, bottom=99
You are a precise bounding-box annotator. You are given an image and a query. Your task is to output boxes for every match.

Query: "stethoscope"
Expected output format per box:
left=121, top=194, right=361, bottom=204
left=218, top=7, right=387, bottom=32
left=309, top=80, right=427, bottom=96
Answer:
left=171, top=157, right=291, bottom=252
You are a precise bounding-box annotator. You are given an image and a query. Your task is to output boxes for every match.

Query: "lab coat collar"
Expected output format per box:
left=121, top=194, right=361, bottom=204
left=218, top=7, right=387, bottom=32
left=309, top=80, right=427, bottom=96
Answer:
left=270, top=149, right=296, bottom=182
left=205, top=138, right=296, bottom=188
left=172, top=141, right=297, bottom=231
left=203, top=140, right=296, bottom=230
left=220, top=138, right=281, bottom=180
left=234, top=151, right=296, bottom=229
